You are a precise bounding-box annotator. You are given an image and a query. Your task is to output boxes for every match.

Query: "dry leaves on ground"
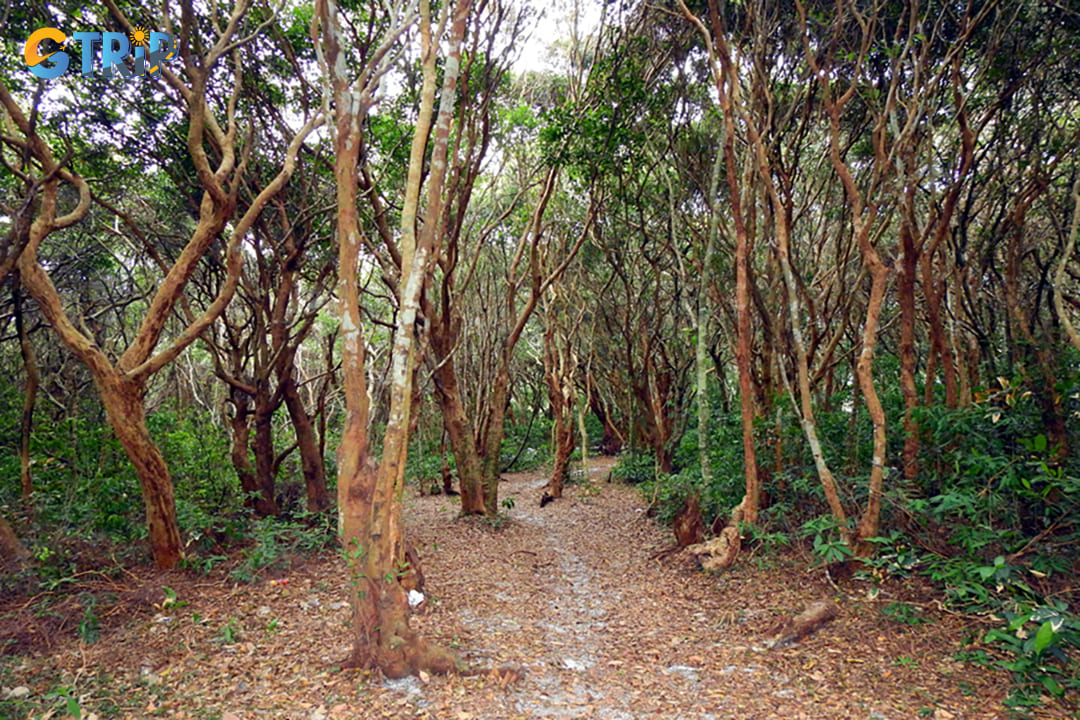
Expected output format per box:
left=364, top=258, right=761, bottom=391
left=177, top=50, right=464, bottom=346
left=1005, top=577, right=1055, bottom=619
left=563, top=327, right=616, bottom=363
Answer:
left=0, top=458, right=1041, bottom=719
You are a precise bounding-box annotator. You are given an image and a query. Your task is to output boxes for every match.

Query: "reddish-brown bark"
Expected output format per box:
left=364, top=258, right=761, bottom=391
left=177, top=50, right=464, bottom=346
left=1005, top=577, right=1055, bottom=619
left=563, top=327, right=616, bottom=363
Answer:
left=0, top=514, right=29, bottom=565
left=2, top=17, right=316, bottom=567
left=319, top=0, right=472, bottom=677
left=427, top=313, right=486, bottom=515
left=14, top=276, right=38, bottom=511
left=898, top=217, right=921, bottom=487
left=541, top=305, right=580, bottom=502
left=281, top=375, right=330, bottom=513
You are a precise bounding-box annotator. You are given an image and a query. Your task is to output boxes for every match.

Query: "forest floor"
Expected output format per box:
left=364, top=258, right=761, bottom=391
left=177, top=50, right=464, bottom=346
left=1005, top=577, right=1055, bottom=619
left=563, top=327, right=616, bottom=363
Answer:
left=0, top=458, right=1059, bottom=719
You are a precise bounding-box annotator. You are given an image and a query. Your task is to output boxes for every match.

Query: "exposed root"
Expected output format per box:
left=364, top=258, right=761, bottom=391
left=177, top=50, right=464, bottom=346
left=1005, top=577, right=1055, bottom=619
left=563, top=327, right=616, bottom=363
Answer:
left=673, top=492, right=703, bottom=547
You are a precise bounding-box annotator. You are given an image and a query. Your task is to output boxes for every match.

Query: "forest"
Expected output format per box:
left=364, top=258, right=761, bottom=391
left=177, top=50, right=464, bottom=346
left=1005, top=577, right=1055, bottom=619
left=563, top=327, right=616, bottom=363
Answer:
left=1, top=0, right=1079, bottom=717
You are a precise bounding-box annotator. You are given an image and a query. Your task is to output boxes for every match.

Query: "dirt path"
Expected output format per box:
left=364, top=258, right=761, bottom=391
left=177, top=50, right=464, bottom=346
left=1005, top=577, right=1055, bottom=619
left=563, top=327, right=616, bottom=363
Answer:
left=401, top=464, right=1009, bottom=719
left=2, top=460, right=1015, bottom=719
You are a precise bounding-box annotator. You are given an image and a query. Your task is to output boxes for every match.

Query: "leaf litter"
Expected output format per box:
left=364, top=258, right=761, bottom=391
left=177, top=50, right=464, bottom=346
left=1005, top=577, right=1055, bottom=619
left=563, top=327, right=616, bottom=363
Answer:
left=0, top=458, right=1032, bottom=718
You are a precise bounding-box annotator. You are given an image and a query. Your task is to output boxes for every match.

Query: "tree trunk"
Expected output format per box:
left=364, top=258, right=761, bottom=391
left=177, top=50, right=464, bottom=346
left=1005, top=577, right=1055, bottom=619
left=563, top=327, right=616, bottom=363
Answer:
left=678, top=0, right=765, bottom=526
left=282, top=375, right=330, bottom=513
left=318, top=0, right=470, bottom=677
left=3, top=20, right=313, bottom=572
left=854, top=263, right=891, bottom=548
left=0, top=514, right=30, bottom=565
left=632, top=353, right=675, bottom=476
left=542, top=315, right=576, bottom=501
left=922, top=251, right=959, bottom=408
left=696, top=152, right=723, bottom=489
left=251, top=384, right=281, bottom=516
left=440, top=433, right=455, bottom=495
left=228, top=388, right=259, bottom=508
left=479, top=365, right=513, bottom=515
left=1054, top=173, right=1080, bottom=356
left=1005, top=198, right=1070, bottom=465
left=772, top=191, right=845, bottom=525
left=897, top=221, right=921, bottom=488
left=99, top=375, right=182, bottom=570
left=589, top=392, right=624, bottom=455
left=429, top=326, right=486, bottom=514
left=338, top=457, right=459, bottom=676
left=19, top=255, right=185, bottom=569
left=14, top=275, right=38, bottom=511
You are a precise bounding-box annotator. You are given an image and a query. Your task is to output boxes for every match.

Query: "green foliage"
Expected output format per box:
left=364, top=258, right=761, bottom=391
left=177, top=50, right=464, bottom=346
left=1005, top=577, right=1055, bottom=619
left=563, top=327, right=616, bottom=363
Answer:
left=500, top=415, right=551, bottom=472
left=611, top=451, right=657, bottom=485
left=78, top=594, right=100, bottom=644
left=228, top=512, right=336, bottom=583
left=44, top=685, right=83, bottom=719
left=215, top=617, right=241, bottom=645
left=539, top=39, right=674, bottom=181
left=982, top=601, right=1080, bottom=709
left=739, top=522, right=791, bottom=554
left=147, top=412, right=236, bottom=512
left=405, top=447, right=449, bottom=489
left=0, top=406, right=239, bottom=554
left=641, top=370, right=1078, bottom=712
left=881, top=601, right=931, bottom=626
left=160, top=586, right=187, bottom=610
left=857, top=531, right=921, bottom=581
left=801, top=515, right=854, bottom=565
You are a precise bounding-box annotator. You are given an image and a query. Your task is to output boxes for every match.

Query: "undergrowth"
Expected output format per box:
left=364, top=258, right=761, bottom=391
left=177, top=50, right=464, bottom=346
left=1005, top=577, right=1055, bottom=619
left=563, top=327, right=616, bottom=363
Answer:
left=620, top=375, right=1080, bottom=716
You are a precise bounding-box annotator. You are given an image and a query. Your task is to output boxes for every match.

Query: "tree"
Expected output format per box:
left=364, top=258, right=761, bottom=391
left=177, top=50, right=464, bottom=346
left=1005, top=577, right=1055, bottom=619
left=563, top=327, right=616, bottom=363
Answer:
left=540, top=271, right=587, bottom=502
left=316, top=0, right=471, bottom=676
left=205, top=169, right=336, bottom=517
left=1, top=0, right=319, bottom=568
left=423, top=41, right=600, bottom=516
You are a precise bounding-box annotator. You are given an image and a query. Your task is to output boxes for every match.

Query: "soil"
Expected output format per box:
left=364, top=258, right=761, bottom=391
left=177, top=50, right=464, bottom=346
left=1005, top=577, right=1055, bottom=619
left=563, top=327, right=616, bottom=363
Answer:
left=0, top=458, right=1057, bottom=719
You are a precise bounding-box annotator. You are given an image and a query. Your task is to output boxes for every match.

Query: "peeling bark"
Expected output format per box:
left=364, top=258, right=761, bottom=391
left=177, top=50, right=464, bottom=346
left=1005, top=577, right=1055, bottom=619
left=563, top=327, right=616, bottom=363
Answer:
left=317, top=0, right=471, bottom=677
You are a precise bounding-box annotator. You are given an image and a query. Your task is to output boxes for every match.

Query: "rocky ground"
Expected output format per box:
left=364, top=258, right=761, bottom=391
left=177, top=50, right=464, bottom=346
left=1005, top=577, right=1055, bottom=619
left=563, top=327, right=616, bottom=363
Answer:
left=0, top=459, right=1057, bottom=719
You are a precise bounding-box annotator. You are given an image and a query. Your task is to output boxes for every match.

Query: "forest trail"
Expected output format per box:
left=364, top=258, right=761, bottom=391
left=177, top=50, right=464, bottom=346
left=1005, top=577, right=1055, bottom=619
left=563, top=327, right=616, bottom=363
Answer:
left=398, top=461, right=1007, bottom=720
left=422, top=459, right=746, bottom=718
left=2, top=459, right=1010, bottom=719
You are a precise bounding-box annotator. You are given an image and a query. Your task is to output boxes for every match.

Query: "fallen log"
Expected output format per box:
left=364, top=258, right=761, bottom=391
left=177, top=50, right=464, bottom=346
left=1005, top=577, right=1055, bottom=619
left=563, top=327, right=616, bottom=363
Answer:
left=764, top=599, right=839, bottom=648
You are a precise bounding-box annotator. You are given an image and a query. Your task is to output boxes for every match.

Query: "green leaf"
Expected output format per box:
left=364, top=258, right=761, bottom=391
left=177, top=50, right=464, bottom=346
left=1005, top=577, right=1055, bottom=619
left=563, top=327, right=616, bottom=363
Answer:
left=1032, top=620, right=1055, bottom=655
left=1032, top=434, right=1047, bottom=452
left=1039, top=674, right=1064, bottom=697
